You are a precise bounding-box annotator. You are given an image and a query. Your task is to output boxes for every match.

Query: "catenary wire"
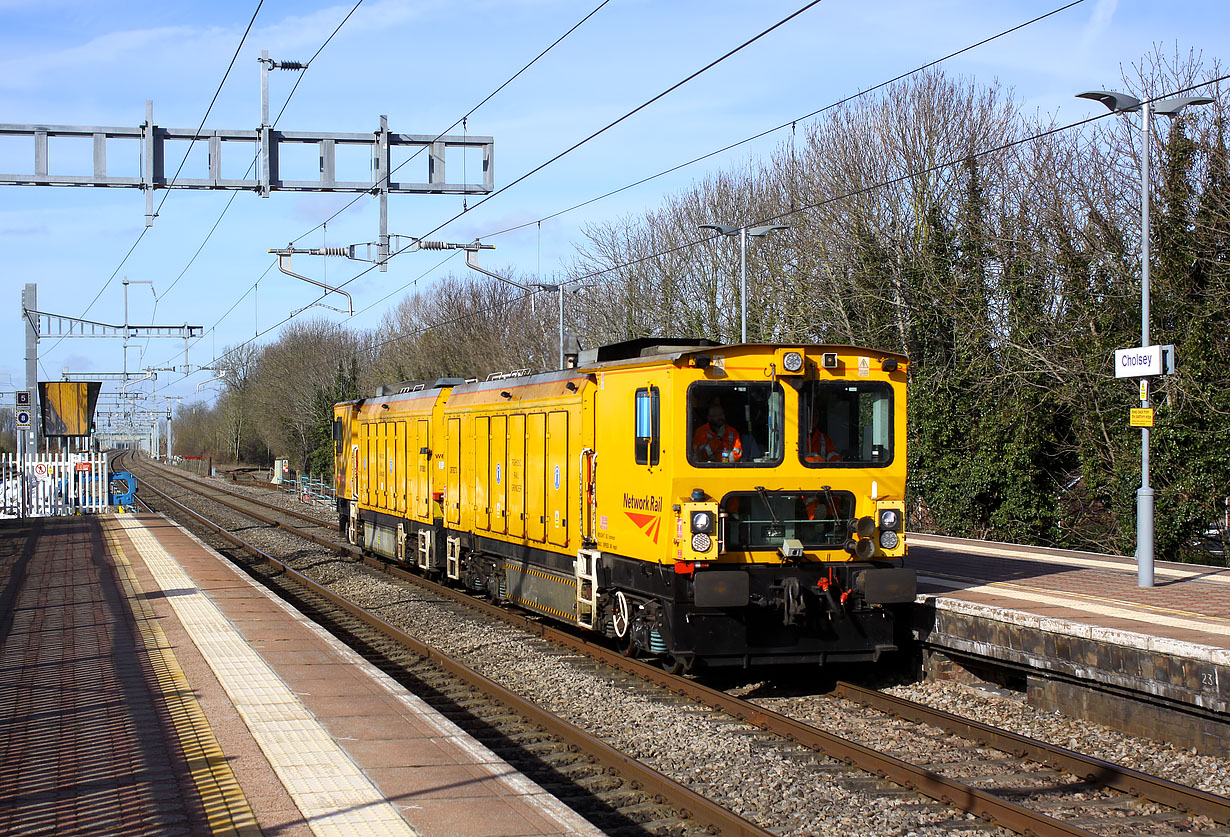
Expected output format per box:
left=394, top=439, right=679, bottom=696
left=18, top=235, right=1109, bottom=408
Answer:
left=164, top=0, right=1103, bottom=381
left=162, top=18, right=1221, bottom=397
left=69, top=1, right=265, bottom=327
left=478, top=0, right=1088, bottom=240
left=137, top=0, right=364, bottom=371
left=289, top=0, right=614, bottom=246
left=364, top=0, right=828, bottom=258
left=44, top=0, right=265, bottom=374
left=337, top=75, right=1230, bottom=362
left=151, top=0, right=615, bottom=371
left=268, top=0, right=1069, bottom=317
left=200, top=0, right=835, bottom=363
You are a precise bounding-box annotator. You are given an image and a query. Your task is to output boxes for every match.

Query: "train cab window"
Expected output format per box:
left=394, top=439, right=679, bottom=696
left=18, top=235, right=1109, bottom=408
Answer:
left=634, top=387, right=660, bottom=466
left=687, top=382, right=783, bottom=467
left=332, top=417, right=344, bottom=455
left=800, top=381, right=893, bottom=467
left=723, top=489, right=855, bottom=551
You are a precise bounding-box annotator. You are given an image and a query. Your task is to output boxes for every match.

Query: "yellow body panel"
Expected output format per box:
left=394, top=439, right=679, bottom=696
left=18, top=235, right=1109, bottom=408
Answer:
left=588, top=345, right=908, bottom=566
left=526, top=413, right=546, bottom=542
left=336, top=388, right=447, bottom=527
left=507, top=414, right=525, bottom=540
left=438, top=376, right=588, bottom=558
left=337, top=344, right=907, bottom=567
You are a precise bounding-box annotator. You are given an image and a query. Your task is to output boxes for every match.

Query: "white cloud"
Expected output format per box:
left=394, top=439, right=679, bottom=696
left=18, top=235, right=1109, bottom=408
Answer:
left=1081, top=0, right=1119, bottom=54
left=0, top=25, right=205, bottom=91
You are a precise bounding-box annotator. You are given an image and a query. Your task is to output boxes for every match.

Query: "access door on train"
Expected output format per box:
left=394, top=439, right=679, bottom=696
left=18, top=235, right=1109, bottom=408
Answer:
left=412, top=418, right=430, bottom=520
left=527, top=413, right=547, bottom=543
left=445, top=417, right=461, bottom=527
left=547, top=410, right=568, bottom=548
left=507, top=414, right=526, bottom=540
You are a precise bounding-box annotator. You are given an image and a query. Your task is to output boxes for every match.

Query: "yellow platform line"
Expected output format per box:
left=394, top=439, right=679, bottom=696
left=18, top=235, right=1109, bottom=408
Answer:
left=104, top=520, right=262, bottom=837
left=112, top=515, right=418, bottom=836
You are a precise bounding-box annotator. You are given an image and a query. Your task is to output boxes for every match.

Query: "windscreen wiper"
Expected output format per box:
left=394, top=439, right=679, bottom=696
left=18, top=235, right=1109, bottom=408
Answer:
left=753, top=485, right=784, bottom=538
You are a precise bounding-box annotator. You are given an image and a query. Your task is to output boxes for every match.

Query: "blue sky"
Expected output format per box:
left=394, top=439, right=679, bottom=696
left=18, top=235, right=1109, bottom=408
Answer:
left=1, top=0, right=1227, bottom=412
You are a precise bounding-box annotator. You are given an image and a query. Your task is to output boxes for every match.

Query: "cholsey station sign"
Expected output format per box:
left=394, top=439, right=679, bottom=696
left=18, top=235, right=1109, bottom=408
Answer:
left=1114, top=344, right=1175, bottom=379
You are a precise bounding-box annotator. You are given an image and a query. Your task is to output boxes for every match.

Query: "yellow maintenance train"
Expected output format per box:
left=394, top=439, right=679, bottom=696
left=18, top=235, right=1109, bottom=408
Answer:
left=333, top=338, right=915, bottom=671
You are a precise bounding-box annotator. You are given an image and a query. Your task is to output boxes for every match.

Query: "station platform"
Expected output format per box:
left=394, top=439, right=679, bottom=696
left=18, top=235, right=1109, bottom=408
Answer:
left=907, top=533, right=1230, bottom=755
left=0, top=513, right=601, bottom=837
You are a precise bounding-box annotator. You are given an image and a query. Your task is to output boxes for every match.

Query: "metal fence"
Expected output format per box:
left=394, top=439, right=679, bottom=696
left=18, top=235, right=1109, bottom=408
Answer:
left=0, top=451, right=111, bottom=518
left=283, top=473, right=336, bottom=507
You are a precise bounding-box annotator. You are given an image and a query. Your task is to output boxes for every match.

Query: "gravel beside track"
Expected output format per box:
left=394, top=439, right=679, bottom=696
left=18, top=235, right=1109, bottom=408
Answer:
left=144, top=463, right=1230, bottom=836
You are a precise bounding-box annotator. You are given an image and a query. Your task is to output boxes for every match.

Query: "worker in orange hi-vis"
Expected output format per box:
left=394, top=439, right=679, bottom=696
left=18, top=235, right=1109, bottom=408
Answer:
left=805, top=413, right=842, bottom=463
left=692, top=401, right=742, bottom=463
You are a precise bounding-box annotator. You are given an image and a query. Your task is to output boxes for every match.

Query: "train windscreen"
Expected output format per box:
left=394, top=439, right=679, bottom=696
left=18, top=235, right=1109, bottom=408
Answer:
left=687, top=382, right=784, bottom=467
left=799, top=381, right=893, bottom=467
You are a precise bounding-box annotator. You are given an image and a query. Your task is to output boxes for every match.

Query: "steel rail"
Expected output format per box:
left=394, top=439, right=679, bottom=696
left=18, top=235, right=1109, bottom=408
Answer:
left=140, top=463, right=346, bottom=552
left=131, top=469, right=773, bottom=837
left=134, top=459, right=1225, bottom=836
left=489, top=620, right=1102, bottom=837
left=832, top=681, right=1230, bottom=826
left=150, top=460, right=335, bottom=528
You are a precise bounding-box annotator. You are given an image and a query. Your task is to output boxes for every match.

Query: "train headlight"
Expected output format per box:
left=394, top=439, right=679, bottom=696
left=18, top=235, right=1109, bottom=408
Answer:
left=877, top=508, right=901, bottom=532
left=691, top=510, right=714, bottom=534
left=879, top=530, right=899, bottom=550
left=692, top=533, right=712, bottom=552
left=782, top=351, right=804, bottom=372
left=855, top=515, right=876, bottom=539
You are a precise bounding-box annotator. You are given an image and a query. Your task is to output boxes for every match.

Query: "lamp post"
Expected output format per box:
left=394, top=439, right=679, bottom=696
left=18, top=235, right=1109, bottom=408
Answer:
left=1077, top=89, right=1212, bottom=587
left=699, top=223, right=789, bottom=343
left=455, top=243, right=576, bottom=370
left=527, top=279, right=579, bottom=370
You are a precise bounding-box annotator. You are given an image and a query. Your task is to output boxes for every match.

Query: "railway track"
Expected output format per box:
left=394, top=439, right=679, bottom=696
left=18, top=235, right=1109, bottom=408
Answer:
left=125, top=455, right=769, bottom=837
left=128, top=455, right=1230, bottom=837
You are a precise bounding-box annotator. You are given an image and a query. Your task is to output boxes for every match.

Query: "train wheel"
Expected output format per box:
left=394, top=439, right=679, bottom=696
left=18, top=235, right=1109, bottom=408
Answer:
left=661, top=654, right=687, bottom=675
left=616, top=630, right=637, bottom=658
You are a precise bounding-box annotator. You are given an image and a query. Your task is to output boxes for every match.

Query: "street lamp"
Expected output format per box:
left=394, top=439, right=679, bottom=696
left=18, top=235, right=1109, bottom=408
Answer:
left=699, top=223, right=789, bottom=343
left=1077, top=89, right=1213, bottom=587
left=458, top=244, right=577, bottom=370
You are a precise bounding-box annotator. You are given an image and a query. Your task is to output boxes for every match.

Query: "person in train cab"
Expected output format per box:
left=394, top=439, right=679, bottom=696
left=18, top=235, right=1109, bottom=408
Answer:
left=693, top=401, right=743, bottom=463
left=805, top=412, right=842, bottom=463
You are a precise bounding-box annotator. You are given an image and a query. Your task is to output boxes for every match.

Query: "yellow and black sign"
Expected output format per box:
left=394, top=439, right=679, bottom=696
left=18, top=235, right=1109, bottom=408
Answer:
left=38, top=382, right=101, bottom=436
left=1130, top=408, right=1155, bottom=428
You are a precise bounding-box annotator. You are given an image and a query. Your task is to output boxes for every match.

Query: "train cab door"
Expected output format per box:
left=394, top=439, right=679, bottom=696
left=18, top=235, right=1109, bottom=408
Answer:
left=414, top=418, right=430, bottom=520
left=527, top=413, right=547, bottom=543
left=446, top=417, right=461, bottom=526
left=475, top=416, right=490, bottom=531
left=507, top=413, right=525, bottom=540
left=490, top=415, right=507, bottom=535
left=547, top=410, right=569, bottom=547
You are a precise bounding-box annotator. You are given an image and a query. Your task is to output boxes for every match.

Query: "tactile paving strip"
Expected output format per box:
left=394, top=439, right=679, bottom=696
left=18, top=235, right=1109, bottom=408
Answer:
left=104, top=524, right=260, bottom=836
left=112, top=516, right=417, bottom=836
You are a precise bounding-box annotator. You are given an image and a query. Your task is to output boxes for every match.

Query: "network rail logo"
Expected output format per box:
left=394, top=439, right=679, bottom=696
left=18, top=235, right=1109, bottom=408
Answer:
left=623, top=493, right=663, bottom=543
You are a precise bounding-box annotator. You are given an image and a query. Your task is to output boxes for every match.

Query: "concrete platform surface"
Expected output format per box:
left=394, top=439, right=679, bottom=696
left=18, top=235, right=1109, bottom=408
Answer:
left=0, top=513, right=603, bottom=836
